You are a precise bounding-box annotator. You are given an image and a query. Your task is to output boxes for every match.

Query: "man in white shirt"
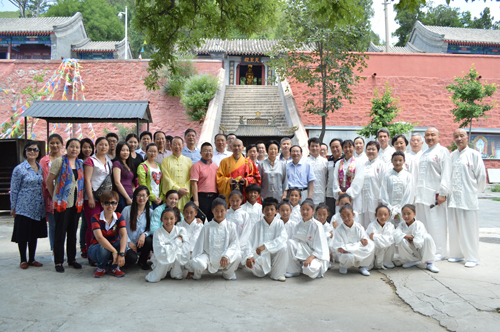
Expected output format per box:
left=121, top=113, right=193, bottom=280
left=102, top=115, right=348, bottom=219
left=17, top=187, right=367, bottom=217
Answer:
left=226, top=133, right=236, bottom=152
left=279, top=137, right=292, bottom=163
left=305, top=137, right=328, bottom=205
left=409, top=133, right=424, bottom=159
left=448, top=129, right=486, bottom=268
left=256, top=141, right=266, bottom=165
left=154, top=130, right=172, bottom=164
left=377, top=128, right=395, bottom=164
left=136, top=131, right=152, bottom=159
left=415, top=127, right=452, bottom=260
left=211, top=134, right=232, bottom=166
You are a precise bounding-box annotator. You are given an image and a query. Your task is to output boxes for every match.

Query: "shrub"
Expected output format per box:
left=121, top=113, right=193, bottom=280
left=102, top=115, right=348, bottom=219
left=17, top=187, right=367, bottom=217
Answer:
left=491, top=184, right=500, bottom=193
left=181, top=74, right=219, bottom=122
left=160, top=56, right=198, bottom=97
left=104, top=124, right=137, bottom=142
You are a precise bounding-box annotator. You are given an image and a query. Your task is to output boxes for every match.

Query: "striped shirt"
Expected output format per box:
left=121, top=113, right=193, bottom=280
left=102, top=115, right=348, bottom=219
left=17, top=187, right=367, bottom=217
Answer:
left=90, top=211, right=126, bottom=246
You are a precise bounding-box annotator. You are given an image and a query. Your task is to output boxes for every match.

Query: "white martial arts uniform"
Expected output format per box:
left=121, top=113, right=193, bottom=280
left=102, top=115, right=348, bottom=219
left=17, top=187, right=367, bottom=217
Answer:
left=448, top=147, right=486, bottom=263
left=381, top=169, right=414, bottom=227
left=282, top=218, right=297, bottom=240
left=378, top=145, right=396, bottom=164
left=331, top=210, right=360, bottom=226
left=306, top=155, right=328, bottom=205
left=332, top=222, right=375, bottom=270
left=409, top=150, right=423, bottom=160
left=333, top=156, right=365, bottom=214
left=321, top=221, right=335, bottom=266
left=146, top=226, right=190, bottom=282
left=244, top=217, right=288, bottom=280
left=366, top=220, right=395, bottom=269
left=191, top=219, right=242, bottom=280
left=394, top=219, right=436, bottom=265
left=415, top=143, right=452, bottom=258
left=287, top=218, right=330, bottom=278
left=226, top=207, right=252, bottom=258
left=178, top=219, right=203, bottom=272
left=359, top=157, right=386, bottom=228
left=354, top=151, right=368, bottom=166
left=386, top=152, right=419, bottom=201
left=290, top=204, right=302, bottom=223
left=241, top=201, right=264, bottom=226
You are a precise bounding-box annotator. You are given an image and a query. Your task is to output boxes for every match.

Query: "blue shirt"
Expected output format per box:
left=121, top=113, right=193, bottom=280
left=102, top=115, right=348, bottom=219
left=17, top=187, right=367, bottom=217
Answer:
left=121, top=206, right=154, bottom=244
left=10, top=161, right=45, bottom=221
left=286, top=159, right=316, bottom=189
left=182, top=146, right=202, bottom=163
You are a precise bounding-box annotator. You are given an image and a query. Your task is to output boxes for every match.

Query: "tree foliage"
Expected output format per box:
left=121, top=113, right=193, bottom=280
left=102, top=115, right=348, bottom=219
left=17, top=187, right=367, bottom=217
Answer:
left=181, top=74, right=219, bottom=123
left=8, top=0, right=50, bottom=17
left=359, top=82, right=416, bottom=138
left=271, top=0, right=370, bottom=142
left=160, top=55, right=198, bottom=97
left=45, top=0, right=124, bottom=42
left=446, top=64, right=497, bottom=137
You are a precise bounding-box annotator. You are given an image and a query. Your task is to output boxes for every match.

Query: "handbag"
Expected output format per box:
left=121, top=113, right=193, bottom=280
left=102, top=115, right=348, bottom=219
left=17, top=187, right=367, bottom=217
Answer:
left=92, top=161, right=113, bottom=202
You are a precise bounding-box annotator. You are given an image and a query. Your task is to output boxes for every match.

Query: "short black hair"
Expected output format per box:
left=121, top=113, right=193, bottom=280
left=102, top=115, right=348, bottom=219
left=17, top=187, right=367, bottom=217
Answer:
left=214, top=133, right=226, bottom=141
left=247, top=144, right=257, bottom=153
left=375, top=204, right=391, bottom=215
left=366, top=140, right=380, bottom=151
left=65, top=138, right=80, bottom=149
left=106, top=132, right=119, bottom=141
left=245, top=183, right=261, bottom=194
left=290, top=145, right=302, bottom=154
left=48, top=133, right=63, bottom=145
left=185, top=128, right=196, bottom=137
left=145, top=142, right=158, bottom=152
left=265, top=140, right=280, bottom=153
left=140, top=131, right=152, bottom=140
left=23, top=140, right=41, bottom=161
left=329, top=138, right=343, bottom=147
left=308, top=137, right=321, bottom=147
left=201, top=142, right=212, bottom=150
left=339, top=203, right=354, bottom=214
left=392, top=151, right=406, bottom=161
left=262, top=197, right=279, bottom=210
left=354, top=137, right=365, bottom=144
left=392, top=134, right=408, bottom=146
left=342, top=139, right=354, bottom=149
left=227, top=133, right=237, bottom=138
left=165, top=135, right=173, bottom=143
left=278, top=198, right=292, bottom=210
left=154, top=131, right=166, bottom=140
left=212, top=195, right=228, bottom=210
left=255, top=140, right=265, bottom=146
left=126, top=133, right=139, bottom=142
left=315, top=203, right=329, bottom=213
left=172, top=136, right=184, bottom=144
left=338, top=193, right=353, bottom=203
left=300, top=198, right=315, bottom=210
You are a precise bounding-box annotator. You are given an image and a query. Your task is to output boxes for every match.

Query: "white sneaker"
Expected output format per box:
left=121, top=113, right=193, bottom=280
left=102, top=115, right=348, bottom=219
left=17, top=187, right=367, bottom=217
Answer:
left=316, top=274, right=323, bottom=279
left=284, top=272, right=300, bottom=278
left=359, top=267, right=370, bottom=276
left=448, top=257, right=465, bottom=263
left=226, top=274, right=237, bottom=280
left=434, top=254, right=447, bottom=262
left=339, top=267, right=347, bottom=274
left=426, top=263, right=439, bottom=273
left=275, top=275, right=286, bottom=282
left=465, top=261, right=478, bottom=268
left=402, top=261, right=419, bottom=269
left=384, top=263, right=395, bottom=269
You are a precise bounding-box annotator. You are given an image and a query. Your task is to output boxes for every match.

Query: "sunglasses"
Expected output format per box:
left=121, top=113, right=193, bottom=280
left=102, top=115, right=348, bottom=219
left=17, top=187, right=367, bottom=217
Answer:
left=26, top=147, right=40, bottom=153
left=103, top=201, right=118, bottom=206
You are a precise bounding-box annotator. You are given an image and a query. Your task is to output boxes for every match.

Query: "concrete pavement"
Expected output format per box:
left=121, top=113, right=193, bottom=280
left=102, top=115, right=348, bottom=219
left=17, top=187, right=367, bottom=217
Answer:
left=0, top=199, right=499, bottom=331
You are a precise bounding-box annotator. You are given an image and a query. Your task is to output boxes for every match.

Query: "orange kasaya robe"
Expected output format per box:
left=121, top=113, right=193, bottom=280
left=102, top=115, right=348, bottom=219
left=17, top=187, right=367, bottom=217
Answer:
left=216, top=155, right=261, bottom=204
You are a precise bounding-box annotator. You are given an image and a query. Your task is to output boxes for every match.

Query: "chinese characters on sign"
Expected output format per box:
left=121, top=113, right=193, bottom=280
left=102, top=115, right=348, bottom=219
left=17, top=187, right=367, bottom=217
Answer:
left=241, top=56, right=261, bottom=65
left=267, top=67, right=273, bottom=85
left=229, top=61, right=235, bottom=85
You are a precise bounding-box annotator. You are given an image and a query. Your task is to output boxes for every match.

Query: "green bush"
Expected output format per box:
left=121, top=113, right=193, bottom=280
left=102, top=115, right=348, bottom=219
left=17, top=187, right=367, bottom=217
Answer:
left=104, top=124, right=137, bottom=142
left=161, top=57, right=198, bottom=97
left=491, top=184, right=500, bottom=193
left=181, top=74, right=219, bottom=122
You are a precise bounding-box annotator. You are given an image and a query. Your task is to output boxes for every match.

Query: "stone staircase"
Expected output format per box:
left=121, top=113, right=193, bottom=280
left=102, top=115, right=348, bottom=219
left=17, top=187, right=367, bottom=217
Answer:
left=220, top=85, right=288, bottom=133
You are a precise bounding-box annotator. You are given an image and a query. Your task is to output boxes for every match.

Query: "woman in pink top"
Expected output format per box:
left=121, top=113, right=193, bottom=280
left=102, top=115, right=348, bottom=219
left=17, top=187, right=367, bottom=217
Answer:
left=40, top=134, right=63, bottom=259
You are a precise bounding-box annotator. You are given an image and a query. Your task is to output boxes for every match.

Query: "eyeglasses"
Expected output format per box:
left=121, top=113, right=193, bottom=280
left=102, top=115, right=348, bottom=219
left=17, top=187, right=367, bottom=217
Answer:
left=103, top=201, right=118, bottom=206
left=137, top=194, right=148, bottom=199
left=26, top=147, right=39, bottom=153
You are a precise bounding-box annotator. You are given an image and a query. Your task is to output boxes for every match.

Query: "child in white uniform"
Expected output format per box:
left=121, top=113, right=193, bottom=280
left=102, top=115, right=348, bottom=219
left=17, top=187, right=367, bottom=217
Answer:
left=245, top=197, right=288, bottom=282
left=289, top=188, right=302, bottom=223
left=190, top=195, right=242, bottom=280
left=146, top=207, right=189, bottom=282
left=286, top=199, right=329, bottom=279
left=225, top=190, right=252, bottom=260
left=366, top=205, right=395, bottom=270
left=278, top=199, right=296, bottom=240
left=394, top=204, right=439, bottom=273
left=241, top=184, right=263, bottom=226
left=315, top=203, right=335, bottom=268
left=178, top=202, right=203, bottom=277
left=333, top=204, right=374, bottom=276
left=331, top=194, right=360, bottom=227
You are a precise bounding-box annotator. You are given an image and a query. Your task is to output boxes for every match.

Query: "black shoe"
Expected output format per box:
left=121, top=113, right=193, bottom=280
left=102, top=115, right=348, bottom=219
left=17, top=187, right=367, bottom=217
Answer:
left=139, top=262, right=151, bottom=271
left=68, top=261, right=82, bottom=269
left=88, top=258, right=96, bottom=267
left=55, top=264, right=65, bottom=273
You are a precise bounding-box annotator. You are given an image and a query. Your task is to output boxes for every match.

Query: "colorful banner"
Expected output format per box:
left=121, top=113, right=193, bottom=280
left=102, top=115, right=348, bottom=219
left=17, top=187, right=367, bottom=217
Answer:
left=471, top=134, right=500, bottom=159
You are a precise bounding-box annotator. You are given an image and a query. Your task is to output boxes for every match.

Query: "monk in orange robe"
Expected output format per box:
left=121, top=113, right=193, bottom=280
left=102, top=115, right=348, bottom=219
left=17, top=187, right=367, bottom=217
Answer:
left=217, top=139, right=261, bottom=203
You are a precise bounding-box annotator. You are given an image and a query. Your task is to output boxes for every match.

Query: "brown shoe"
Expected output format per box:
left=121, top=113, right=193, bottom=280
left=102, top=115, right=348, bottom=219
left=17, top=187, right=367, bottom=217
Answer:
left=28, top=261, right=43, bottom=267
left=20, top=262, right=29, bottom=269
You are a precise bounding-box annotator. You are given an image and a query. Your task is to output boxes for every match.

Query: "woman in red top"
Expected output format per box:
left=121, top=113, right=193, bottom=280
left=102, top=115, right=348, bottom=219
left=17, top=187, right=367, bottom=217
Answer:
left=87, top=190, right=128, bottom=278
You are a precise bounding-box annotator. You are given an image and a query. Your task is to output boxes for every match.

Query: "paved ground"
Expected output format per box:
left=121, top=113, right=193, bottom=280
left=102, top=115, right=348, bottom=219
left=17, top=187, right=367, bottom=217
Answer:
left=0, top=199, right=499, bottom=332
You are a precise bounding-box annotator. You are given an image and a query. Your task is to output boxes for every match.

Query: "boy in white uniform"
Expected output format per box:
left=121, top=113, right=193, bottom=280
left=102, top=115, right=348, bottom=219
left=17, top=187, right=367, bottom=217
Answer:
left=241, top=184, right=264, bottom=226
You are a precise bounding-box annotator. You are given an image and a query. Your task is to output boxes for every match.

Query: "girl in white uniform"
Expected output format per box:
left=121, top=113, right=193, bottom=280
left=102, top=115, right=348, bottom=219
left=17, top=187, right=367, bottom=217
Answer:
left=289, top=188, right=302, bottom=223
left=178, top=202, right=203, bottom=277
left=278, top=199, right=296, bottom=240
left=366, top=205, right=395, bottom=270
left=225, top=190, right=252, bottom=260
left=315, top=204, right=335, bottom=267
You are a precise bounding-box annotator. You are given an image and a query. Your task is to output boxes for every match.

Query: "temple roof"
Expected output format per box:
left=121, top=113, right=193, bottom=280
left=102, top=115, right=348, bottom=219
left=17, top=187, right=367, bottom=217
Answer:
left=72, top=39, right=121, bottom=53
left=196, top=39, right=314, bottom=55
left=367, top=42, right=424, bottom=53
left=420, top=22, right=500, bottom=45
left=0, top=13, right=80, bottom=35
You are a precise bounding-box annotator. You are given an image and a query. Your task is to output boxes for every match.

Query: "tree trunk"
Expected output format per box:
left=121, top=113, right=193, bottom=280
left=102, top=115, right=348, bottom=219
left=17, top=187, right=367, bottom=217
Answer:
left=320, top=41, right=327, bottom=143
left=320, top=116, right=326, bottom=143
left=469, top=121, right=472, bottom=146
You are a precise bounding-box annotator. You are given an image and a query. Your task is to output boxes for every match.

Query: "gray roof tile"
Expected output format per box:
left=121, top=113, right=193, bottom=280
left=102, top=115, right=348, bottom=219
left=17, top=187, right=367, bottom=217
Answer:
left=421, top=23, right=500, bottom=45
left=196, top=39, right=314, bottom=55
left=367, top=41, right=423, bottom=53
left=0, top=16, right=74, bottom=34
left=72, top=41, right=119, bottom=52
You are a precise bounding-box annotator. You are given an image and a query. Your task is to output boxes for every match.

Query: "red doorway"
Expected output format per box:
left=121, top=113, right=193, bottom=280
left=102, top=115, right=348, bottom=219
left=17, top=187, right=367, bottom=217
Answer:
left=236, top=64, right=265, bottom=85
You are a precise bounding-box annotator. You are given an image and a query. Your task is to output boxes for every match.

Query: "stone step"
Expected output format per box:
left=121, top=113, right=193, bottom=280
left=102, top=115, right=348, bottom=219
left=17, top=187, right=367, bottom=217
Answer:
left=221, top=107, right=284, bottom=111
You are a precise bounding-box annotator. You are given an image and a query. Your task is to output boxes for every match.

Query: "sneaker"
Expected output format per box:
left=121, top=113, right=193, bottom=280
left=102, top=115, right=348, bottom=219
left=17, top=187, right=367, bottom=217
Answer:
left=316, top=274, right=324, bottom=279
left=384, top=263, right=395, bottom=269
left=107, top=268, right=125, bottom=278
left=426, top=263, right=439, bottom=273
left=402, top=261, right=419, bottom=269
left=55, top=264, right=65, bottom=273
left=81, top=248, right=87, bottom=259
left=226, top=274, right=237, bottom=280
left=434, top=254, right=447, bottom=262
left=465, top=261, right=478, bottom=268
left=359, top=267, right=370, bottom=276
left=68, top=261, right=82, bottom=269
left=284, top=272, right=300, bottom=278
left=448, top=257, right=465, bottom=263
left=275, top=275, right=286, bottom=282
left=339, top=268, right=347, bottom=274
left=94, top=268, right=105, bottom=278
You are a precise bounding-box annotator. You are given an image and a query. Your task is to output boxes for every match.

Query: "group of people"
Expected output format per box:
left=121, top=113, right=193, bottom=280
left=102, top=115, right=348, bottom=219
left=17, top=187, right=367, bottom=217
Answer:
left=10, top=125, right=486, bottom=281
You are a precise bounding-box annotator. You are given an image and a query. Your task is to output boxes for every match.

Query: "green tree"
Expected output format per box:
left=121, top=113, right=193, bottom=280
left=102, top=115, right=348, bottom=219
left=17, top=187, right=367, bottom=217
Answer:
left=470, top=7, right=500, bottom=30
left=45, top=0, right=124, bottom=42
left=446, top=64, right=497, bottom=138
left=271, top=0, right=369, bottom=142
left=371, top=30, right=381, bottom=46
left=358, top=82, right=416, bottom=138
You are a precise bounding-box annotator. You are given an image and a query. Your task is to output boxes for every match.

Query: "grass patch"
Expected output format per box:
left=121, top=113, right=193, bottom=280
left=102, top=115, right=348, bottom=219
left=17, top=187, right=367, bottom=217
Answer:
left=492, top=198, right=500, bottom=202
left=491, top=184, right=500, bottom=192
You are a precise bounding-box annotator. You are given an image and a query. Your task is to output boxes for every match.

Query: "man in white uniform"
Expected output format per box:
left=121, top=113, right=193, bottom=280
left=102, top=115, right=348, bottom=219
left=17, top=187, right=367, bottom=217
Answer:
left=377, top=128, right=396, bottom=164
left=305, top=137, right=328, bottom=205
left=415, top=127, right=452, bottom=260
left=409, top=133, right=425, bottom=159
left=448, top=129, right=486, bottom=268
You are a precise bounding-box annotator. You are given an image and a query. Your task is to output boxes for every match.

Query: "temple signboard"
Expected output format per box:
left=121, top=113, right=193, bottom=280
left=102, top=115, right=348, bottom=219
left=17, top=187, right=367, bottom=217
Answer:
left=11, top=35, right=51, bottom=45
left=229, top=61, right=235, bottom=85
left=241, top=56, right=261, bottom=65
